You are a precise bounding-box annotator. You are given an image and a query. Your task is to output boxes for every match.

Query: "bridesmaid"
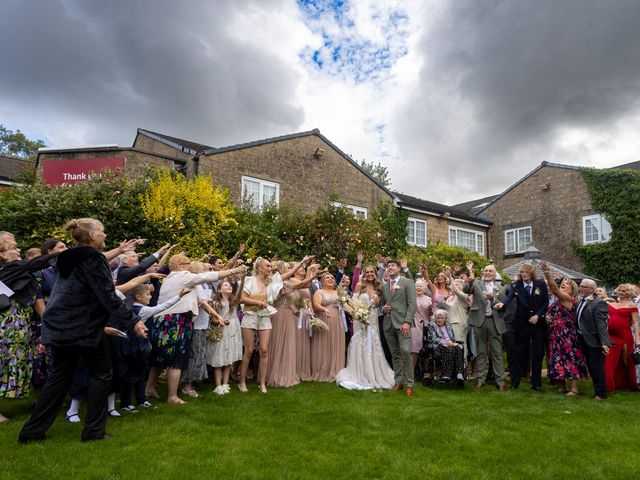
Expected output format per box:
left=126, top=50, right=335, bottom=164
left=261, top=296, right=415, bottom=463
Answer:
left=292, top=266, right=318, bottom=382
left=266, top=257, right=314, bottom=388
left=310, top=272, right=346, bottom=382
left=604, top=283, right=640, bottom=392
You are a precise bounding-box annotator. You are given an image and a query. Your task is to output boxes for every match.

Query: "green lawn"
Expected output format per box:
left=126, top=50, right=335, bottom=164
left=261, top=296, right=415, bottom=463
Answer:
left=1, top=380, right=639, bottom=480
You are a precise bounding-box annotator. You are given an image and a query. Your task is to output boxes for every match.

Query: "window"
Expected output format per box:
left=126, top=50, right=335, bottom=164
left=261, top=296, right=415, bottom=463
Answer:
left=504, top=226, right=532, bottom=254
left=582, top=214, right=611, bottom=244
left=406, top=218, right=427, bottom=247
left=241, top=176, right=279, bottom=210
left=449, top=227, right=485, bottom=255
left=332, top=202, right=368, bottom=219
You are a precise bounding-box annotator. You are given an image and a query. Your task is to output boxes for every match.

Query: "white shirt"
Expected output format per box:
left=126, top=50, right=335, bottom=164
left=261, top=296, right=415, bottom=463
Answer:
left=193, top=283, right=214, bottom=330
left=157, top=270, right=219, bottom=316
left=484, top=280, right=495, bottom=316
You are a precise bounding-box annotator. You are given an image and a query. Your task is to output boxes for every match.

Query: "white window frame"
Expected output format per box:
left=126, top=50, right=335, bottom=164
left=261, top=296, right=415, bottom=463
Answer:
left=448, top=226, right=485, bottom=256
left=406, top=217, right=427, bottom=247
left=582, top=214, right=611, bottom=244
left=504, top=226, right=532, bottom=254
left=331, top=202, right=368, bottom=219
left=241, top=175, right=279, bottom=210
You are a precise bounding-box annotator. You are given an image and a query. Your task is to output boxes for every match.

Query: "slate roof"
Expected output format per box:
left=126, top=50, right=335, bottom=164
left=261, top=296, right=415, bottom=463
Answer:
left=0, top=155, right=35, bottom=183
left=452, top=194, right=500, bottom=215
left=501, top=259, right=598, bottom=283
left=613, top=160, right=640, bottom=170
left=137, top=128, right=213, bottom=155
left=393, top=192, right=492, bottom=225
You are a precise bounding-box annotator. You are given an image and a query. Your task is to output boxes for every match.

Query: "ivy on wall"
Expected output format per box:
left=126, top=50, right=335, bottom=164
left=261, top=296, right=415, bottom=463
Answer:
left=573, top=167, right=640, bottom=285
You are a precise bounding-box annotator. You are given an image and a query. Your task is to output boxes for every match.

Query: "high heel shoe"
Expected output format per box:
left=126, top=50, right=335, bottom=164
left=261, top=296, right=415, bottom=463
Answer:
left=259, top=385, right=267, bottom=394
left=238, top=384, right=248, bottom=393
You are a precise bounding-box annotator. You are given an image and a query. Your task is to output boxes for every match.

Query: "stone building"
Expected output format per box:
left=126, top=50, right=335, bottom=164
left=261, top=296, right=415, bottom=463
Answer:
left=394, top=192, right=491, bottom=254
left=34, top=127, right=494, bottom=251
left=455, top=161, right=619, bottom=271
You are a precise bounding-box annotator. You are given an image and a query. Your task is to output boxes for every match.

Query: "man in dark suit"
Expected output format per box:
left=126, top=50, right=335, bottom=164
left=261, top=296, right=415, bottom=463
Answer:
left=497, top=263, right=548, bottom=391
left=575, top=279, right=612, bottom=400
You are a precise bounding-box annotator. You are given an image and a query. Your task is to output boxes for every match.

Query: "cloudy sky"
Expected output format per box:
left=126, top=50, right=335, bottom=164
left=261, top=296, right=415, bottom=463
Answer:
left=2, top=0, right=640, bottom=204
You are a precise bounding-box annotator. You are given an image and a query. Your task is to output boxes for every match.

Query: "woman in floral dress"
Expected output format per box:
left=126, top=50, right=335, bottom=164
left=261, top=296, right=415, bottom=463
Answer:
left=541, top=261, right=587, bottom=396
left=0, top=232, right=59, bottom=422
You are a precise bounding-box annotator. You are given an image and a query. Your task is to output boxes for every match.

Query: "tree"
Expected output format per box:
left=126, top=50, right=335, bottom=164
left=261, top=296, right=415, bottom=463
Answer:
left=0, top=124, right=46, bottom=160
left=359, top=159, right=391, bottom=187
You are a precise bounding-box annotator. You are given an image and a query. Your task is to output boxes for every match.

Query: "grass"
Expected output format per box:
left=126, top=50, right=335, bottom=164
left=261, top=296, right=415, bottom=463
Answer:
left=1, top=379, right=640, bottom=480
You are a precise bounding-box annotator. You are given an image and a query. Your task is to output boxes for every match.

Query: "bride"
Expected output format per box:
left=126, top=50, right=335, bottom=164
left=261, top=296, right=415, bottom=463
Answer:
left=336, top=264, right=395, bottom=390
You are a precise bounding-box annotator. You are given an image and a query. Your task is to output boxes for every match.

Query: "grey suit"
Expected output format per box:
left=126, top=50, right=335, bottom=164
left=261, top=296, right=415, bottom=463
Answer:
left=576, top=296, right=611, bottom=398
left=463, top=278, right=506, bottom=386
left=382, top=275, right=417, bottom=387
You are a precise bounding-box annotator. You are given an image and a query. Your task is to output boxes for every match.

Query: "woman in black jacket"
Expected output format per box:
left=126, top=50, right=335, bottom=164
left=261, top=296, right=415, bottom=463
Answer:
left=0, top=232, right=59, bottom=422
left=19, top=218, right=147, bottom=442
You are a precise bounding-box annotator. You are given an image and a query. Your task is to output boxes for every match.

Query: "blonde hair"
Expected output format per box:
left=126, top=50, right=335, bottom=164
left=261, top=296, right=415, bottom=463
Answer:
left=252, top=257, right=273, bottom=284
left=560, top=278, right=579, bottom=301
left=616, top=283, right=637, bottom=300
left=168, top=253, right=190, bottom=271
left=65, top=218, right=103, bottom=245
left=518, top=263, right=537, bottom=280
left=190, top=261, right=208, bottom=274
left=0, top=237, right=18, bottom=261
left=274, top=260, right=290, bottom=275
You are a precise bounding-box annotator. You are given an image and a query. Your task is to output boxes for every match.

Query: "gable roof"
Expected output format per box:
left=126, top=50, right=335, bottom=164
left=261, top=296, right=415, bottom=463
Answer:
left=394, top=192, right=492, bottom=226
left=0, top=155, right=35, bottom=184
left=475, top=161, right=581, bottom=214
left=204, top=128, right=395, bottom=198
left=137, top=128, right=213, bottom=155
left=613, top=160, right=640, bottom=170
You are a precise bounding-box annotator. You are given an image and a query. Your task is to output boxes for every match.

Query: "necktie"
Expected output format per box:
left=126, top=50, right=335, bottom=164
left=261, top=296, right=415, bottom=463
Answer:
left=526, top=284, right=532, bottom=295
left=576, top=298, right=586, bottom=334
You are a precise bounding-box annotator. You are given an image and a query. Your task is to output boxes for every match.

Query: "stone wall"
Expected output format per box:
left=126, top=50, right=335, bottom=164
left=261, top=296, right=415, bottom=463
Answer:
left=483, top=165, right=594, bottom=271
left=198, top=133, right=393, bottom=213
left=132, top=134, right=193, bottom=163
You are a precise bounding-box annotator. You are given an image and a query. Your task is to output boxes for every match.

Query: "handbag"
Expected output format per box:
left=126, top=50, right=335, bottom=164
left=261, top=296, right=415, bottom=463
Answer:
left=632, top=347, right=640, bottom=366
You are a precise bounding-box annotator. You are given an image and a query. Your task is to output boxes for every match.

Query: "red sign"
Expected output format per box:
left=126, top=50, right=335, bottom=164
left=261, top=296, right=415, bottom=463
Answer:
left=42, top=157, right=125, bottom=185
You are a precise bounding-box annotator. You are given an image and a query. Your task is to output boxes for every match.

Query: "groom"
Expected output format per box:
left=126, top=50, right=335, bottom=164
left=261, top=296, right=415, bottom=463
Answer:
left=382, top=259, right=417, bottom=396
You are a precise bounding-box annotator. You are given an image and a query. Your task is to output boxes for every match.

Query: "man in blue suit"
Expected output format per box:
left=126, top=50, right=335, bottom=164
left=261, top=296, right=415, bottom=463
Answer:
left=496, top=263, right=548, bottom=391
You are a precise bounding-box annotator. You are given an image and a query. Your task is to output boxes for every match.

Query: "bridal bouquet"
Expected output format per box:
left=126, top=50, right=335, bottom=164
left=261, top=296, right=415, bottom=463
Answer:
left=336, top=286, right=350, bottom=306
left=342, top=297, right=373, bottom=326
left=291, top=292, right=308, bottom=314
left=309, top=316, right=329, bottom=330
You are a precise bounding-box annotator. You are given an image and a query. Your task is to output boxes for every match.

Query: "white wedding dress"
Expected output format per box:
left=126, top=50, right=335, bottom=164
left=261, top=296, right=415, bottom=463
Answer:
left=336, top=293, right=395, bottom=390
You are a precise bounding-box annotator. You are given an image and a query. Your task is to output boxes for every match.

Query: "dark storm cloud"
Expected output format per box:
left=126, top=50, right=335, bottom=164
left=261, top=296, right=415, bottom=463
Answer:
left=393, top=0, right=640, bottom=203
left=0, top=0, right=304, bottom=147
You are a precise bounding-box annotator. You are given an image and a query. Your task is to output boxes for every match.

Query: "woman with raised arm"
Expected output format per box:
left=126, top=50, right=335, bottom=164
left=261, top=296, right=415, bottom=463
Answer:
left=540, top=261, right=587, bottom=396
left=19, top=219, right=146, bottom=442
left=266, top=257, right=314, bottom=388
left=145, top=253, right=246, bottom=404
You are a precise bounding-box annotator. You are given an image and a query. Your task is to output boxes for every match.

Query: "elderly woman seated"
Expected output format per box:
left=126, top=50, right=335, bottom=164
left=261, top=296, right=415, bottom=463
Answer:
left=426, top=309, right=465, bottom=386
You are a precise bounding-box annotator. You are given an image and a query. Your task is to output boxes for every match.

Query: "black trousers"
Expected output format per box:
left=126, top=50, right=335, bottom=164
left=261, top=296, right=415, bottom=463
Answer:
left=19, top=337, right=113, bottom=442
left=580, top=336, right=608, bottom=398
left=512, top=323, right=545, bottom=389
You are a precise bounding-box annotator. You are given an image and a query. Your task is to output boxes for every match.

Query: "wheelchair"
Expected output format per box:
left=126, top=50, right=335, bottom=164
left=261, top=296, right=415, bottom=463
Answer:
left=418, top=340, right=466, bottom=389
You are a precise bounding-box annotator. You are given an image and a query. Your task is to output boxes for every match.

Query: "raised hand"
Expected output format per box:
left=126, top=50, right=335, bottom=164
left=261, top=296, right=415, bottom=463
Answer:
left=338, top=258, right=348, bottom=269
left=357, top=251, right=364, bottom=263
left=466, top=261, right=474, bottom=272
left=400, top=259, right=408, bottom=270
